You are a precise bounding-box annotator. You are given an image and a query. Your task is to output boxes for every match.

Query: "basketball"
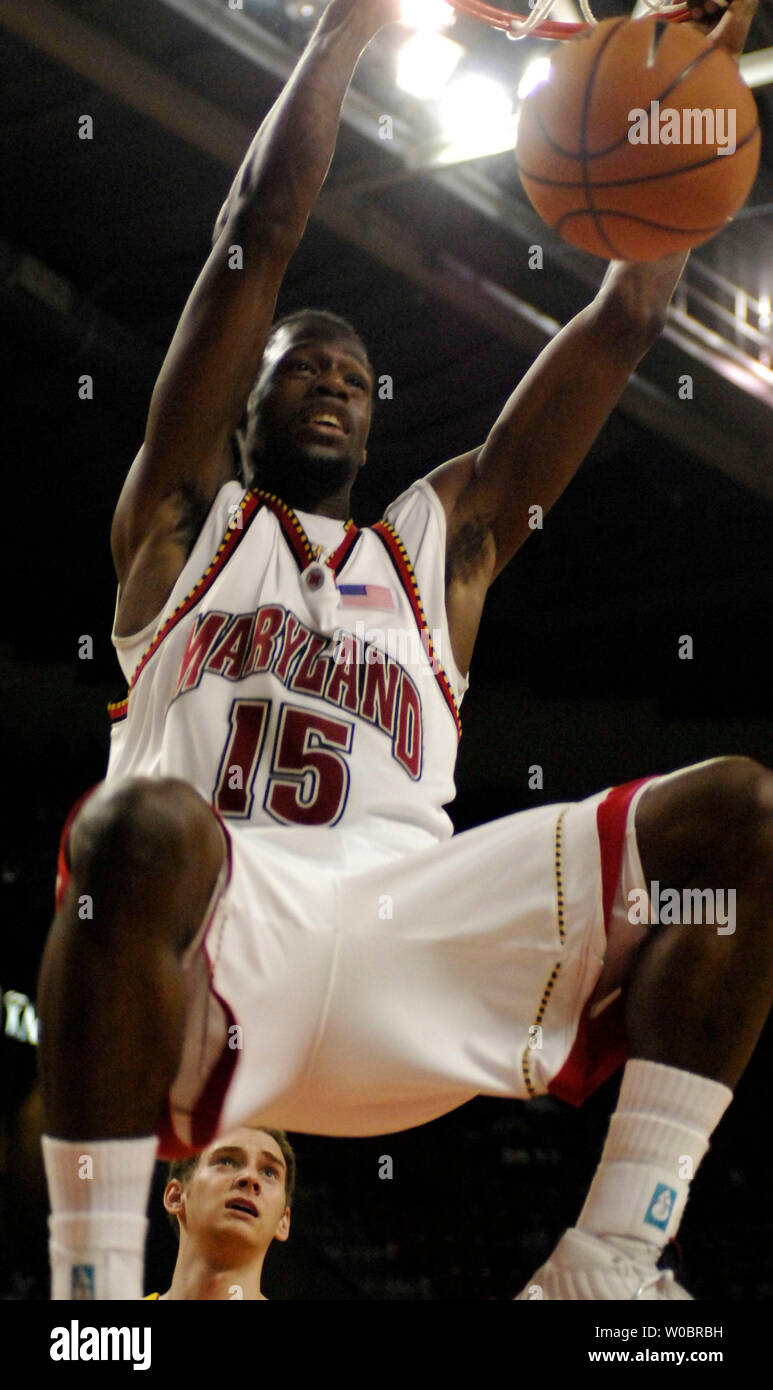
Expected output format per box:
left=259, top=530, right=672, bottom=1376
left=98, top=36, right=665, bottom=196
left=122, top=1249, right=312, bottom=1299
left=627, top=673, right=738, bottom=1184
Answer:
left=516, top=16, right=761, bottom=261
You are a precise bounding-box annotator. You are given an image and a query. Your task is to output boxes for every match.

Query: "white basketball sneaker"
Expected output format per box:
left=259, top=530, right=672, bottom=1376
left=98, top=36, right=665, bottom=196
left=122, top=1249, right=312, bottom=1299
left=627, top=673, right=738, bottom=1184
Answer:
left=515, top=1228, right=693, bottom=1300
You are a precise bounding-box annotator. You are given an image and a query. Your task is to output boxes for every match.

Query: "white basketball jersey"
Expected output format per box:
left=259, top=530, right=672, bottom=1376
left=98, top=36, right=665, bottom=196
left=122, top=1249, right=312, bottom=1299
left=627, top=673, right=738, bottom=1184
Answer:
left=106, top=479, right=468, bottom=846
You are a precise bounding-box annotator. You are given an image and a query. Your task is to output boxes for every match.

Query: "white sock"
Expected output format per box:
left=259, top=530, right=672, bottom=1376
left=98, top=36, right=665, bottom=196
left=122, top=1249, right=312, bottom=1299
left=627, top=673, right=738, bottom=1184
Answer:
left=577, top=1059, right=732, bottom=1252
left=43, top=1134, right=158, bottom=1300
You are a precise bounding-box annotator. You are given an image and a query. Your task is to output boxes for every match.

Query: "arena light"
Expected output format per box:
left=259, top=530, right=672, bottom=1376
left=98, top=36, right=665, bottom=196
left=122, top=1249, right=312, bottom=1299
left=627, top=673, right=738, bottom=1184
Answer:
left=396, top=30, right=464, bottom=100
left=438, top=71, right=514, bottom=147
left=740, top=48, right=773, bottom=89
left=400, top=0, right=456, bottom=28
left=517, top=55, right=552, bottom=100
left=434, top=111, right=520, bottom=165
left=284, top=0, right=322, bottom=21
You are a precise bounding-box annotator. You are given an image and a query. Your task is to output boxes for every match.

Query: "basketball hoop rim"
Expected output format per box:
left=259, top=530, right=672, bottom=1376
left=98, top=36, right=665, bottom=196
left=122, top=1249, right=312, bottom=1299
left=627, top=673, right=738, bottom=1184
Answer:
left=447, top=0, right=692, bottom=42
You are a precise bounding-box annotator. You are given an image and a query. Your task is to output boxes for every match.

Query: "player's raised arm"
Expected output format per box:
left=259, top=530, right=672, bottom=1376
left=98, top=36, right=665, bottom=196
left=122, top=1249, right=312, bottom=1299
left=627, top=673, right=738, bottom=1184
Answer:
left=428, top=0, right=756, bottom=675
left=428, top=248, right=688, bottom=589
left=111, top=0, right=400, bottom=610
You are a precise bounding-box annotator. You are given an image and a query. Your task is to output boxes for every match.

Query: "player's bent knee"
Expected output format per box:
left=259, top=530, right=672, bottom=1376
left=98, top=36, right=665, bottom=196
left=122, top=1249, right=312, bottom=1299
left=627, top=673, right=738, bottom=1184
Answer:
left=637, top=756, right=773, bottom=887
left=694, top=756, right=773, bottom=837
left=68, top=776, right=225, bottom=890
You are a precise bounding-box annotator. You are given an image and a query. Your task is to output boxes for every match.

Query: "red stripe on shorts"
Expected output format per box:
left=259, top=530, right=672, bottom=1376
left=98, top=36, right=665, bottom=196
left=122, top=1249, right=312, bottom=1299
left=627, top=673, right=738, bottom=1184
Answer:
left=54, top=786, right=100, bottom=911
left=547, top=777, right=652, bottom=1108
left=156, top=987, right=239, bottom=1161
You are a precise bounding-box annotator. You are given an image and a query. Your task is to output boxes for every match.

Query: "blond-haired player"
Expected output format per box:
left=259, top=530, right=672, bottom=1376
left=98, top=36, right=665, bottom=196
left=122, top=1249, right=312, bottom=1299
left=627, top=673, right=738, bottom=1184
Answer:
left=145, top=1126, right=294, bottom=1301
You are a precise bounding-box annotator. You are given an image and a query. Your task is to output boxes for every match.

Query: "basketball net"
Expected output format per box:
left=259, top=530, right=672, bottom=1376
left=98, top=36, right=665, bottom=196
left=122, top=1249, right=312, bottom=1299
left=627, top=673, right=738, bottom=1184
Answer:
left=449, top=0, right=691, bottom=41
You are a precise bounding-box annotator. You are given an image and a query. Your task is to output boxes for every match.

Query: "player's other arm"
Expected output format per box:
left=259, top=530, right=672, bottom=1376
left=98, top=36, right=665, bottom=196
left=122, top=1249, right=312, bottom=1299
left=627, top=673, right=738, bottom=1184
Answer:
left=425, top=252, right=687, bottom=673
left=427, top=0, right=754, bottom=579
left=428, top=250, right=687, bottom=588
left=111, top=1, right=400, bottom=611
left=427, top=0, right=756, bottom=675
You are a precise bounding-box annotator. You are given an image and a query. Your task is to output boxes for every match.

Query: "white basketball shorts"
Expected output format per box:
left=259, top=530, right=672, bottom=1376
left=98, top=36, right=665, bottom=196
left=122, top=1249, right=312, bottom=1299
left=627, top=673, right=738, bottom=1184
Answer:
left=56, top=777, right=654, bottom=1154
left=158, top=777, right=653, bottom=1152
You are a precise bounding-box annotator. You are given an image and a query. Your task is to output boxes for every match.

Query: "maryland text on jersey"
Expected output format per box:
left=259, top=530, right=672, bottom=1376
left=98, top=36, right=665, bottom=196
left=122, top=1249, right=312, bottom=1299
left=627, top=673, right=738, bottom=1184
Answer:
left=175, top=605, right=424, bottom=782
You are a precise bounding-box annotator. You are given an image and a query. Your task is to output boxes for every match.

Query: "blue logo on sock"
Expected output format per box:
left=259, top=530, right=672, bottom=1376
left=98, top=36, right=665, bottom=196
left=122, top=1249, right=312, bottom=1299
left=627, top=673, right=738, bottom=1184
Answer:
left=72, top=1264, right=95, bottom=1299
left=644, top=1183, right=677, bottom=1231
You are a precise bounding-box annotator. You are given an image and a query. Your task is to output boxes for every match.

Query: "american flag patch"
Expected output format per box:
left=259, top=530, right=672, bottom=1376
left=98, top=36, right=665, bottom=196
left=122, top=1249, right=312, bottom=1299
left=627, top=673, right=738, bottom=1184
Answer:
left=337, top=583, right=396, bottom=611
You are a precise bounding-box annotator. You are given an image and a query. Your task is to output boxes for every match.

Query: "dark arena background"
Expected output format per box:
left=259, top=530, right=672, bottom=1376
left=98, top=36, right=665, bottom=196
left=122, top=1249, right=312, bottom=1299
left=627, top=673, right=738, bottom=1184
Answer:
left=3, top=0, right=773, bottom=1322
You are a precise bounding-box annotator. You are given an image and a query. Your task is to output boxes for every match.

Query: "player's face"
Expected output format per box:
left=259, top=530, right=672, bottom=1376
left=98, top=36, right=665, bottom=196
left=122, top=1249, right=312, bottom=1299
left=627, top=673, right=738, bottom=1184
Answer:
left=177, top=1128, right=290, bottom=1257
left=247, top=328, right=373, bottom=497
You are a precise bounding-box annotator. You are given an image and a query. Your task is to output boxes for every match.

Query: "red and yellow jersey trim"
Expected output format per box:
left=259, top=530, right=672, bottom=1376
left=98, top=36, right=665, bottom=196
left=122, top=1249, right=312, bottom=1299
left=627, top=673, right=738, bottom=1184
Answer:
left=106, top=494, right=448, bottom=736
left=107, top=491, right=362, bottom=723
left=257, top=491, right=360, bottom=576
left=107, top=490, right=265, bottom=723
left=371, top=519, right=461, bottom=742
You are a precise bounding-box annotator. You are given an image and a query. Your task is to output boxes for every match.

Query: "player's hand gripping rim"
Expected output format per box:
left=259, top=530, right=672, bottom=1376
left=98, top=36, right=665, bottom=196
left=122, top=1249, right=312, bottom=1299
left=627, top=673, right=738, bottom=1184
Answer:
left=688, top=0, right=758, bottom=61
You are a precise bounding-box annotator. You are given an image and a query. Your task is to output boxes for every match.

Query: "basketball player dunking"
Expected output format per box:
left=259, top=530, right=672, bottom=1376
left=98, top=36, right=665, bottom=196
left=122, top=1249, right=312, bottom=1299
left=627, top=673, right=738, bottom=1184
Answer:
left=39, top=0, right=769, bottom=1300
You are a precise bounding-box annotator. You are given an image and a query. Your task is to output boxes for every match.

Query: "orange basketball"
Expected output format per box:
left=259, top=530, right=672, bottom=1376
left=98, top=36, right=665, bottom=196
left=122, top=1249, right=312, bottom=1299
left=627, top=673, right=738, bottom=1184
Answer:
left=516, top=16, right=760, bottom=261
